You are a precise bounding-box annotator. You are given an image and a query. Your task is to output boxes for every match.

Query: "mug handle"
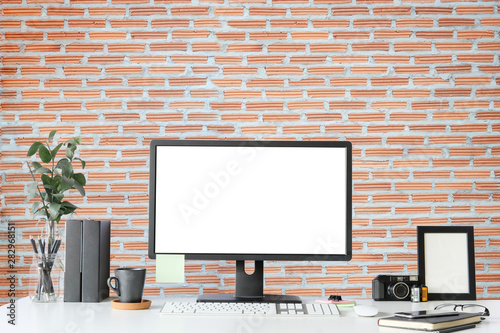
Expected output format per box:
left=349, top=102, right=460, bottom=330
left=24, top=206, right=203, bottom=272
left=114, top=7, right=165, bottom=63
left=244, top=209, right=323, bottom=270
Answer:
left=107, top=277, right=120, bottom=296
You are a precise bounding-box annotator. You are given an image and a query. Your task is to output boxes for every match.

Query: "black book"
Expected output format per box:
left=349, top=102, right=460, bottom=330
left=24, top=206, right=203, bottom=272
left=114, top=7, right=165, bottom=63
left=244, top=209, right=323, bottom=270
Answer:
left=378, top=312, right=482, bottom=331
left=64, top=220, right=83, bottom=302
left=81, top=220, right=110, bottom=302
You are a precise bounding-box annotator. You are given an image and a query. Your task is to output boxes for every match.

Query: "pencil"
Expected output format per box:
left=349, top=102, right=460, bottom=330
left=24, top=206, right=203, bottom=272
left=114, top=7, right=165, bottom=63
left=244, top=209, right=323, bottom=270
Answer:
left=38, top=236, right=47, bottom=267
left=38, top=236, right=44, bottom=255
left=30, top=235, right=38, bottom=254
left=53, top=236, right=61, bottom=253
left=53, top=237, right=61, bottom=254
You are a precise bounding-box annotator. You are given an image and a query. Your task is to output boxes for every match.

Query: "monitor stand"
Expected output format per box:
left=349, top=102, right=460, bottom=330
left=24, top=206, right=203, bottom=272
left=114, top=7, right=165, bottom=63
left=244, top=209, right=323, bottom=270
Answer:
left=197, top=260, right=302, bottom=303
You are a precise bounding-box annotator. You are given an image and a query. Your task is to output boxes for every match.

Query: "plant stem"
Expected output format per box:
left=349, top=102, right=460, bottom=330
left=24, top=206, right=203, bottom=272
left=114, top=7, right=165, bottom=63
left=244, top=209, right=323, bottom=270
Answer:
left=27, top=162, right=51, bottom=220
left=47, top=220, right=55, bottom=252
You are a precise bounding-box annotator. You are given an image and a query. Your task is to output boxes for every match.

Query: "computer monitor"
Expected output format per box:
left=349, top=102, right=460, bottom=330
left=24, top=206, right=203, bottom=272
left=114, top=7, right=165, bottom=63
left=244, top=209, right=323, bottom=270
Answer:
left=149, top=140, right=352, bottom=303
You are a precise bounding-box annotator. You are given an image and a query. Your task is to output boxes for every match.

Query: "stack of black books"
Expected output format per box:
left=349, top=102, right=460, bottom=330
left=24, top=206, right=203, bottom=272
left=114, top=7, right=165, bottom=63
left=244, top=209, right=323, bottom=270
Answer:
left=64, top=220, right=110, bottom=302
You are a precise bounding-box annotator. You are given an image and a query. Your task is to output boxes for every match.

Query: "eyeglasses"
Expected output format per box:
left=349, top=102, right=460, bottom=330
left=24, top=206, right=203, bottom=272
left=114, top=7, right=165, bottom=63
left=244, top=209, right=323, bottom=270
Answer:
left=434, top=304, right=490, bottom=317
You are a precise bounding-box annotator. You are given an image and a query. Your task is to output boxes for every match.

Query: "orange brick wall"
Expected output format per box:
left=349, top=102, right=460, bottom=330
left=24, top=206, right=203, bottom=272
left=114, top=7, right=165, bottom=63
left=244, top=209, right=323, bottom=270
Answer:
left=1, top=1, right=500, bottom=303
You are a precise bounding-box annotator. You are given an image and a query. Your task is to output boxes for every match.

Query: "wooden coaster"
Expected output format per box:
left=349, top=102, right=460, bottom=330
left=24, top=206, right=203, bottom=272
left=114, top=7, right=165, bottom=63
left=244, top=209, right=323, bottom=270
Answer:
left=111, top=299, right=151, bottom=310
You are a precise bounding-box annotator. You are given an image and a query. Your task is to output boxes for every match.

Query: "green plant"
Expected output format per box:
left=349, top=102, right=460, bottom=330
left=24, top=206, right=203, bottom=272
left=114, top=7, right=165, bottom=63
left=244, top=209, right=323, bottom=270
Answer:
left=26, top=130, right=86, bottom=247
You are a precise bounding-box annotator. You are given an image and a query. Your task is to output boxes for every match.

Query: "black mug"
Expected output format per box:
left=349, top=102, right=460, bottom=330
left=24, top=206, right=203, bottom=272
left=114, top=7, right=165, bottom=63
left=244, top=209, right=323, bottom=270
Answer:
left=107, top=268, right=146, bottom=303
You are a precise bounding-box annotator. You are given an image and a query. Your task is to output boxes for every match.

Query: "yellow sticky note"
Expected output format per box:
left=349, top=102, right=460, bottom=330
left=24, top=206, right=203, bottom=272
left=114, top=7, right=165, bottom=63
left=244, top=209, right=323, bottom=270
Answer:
left=156, top=254, right=185, bottom=283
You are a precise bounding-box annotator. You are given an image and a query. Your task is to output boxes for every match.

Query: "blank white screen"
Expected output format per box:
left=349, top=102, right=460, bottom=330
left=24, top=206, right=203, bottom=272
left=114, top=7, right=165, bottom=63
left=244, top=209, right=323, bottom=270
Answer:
left=155, top=145, right=347, bottom=255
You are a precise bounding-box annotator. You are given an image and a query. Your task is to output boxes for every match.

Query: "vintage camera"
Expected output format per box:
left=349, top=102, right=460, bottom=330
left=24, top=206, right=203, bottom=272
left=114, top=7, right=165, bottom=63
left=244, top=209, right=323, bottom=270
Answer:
left=372, top=275, right=419, bottom=301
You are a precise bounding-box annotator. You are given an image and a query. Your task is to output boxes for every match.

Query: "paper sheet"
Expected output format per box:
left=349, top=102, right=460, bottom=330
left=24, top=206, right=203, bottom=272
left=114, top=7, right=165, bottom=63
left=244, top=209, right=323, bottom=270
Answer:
left=156, top=254, right=185, bottom=283
left=424, top=233, right=469, bottom=294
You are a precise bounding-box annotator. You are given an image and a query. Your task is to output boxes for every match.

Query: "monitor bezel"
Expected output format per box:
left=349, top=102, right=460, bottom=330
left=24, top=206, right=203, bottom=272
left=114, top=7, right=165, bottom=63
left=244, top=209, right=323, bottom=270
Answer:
left=148, top=140, right=352, bottom=261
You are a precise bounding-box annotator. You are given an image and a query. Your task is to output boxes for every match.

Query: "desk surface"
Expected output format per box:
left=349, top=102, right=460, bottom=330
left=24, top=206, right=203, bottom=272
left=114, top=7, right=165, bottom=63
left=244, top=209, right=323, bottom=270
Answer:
left=2, top=297, right=500, bottom=333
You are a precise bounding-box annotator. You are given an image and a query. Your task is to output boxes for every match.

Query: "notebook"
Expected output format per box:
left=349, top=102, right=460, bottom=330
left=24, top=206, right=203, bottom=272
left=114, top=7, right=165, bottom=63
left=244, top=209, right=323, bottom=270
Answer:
left=378, top=312, right=482, bottom=331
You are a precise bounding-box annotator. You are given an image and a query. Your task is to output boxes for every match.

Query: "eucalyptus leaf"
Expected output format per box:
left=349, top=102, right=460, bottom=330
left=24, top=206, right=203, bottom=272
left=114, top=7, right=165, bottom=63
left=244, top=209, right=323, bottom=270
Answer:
left=32, top=202, right=40, bottom=213
left=61, top=201, right=78, bottom=214
left=75, top=157, right=86, bottom=170
left=56, top=158, right=73, bottom=178
left=61, top=201, right=77, bottom=209
left=28, top=181, right=38, bottom=192
left=66, top=148, right=74, bottom=160
left=63, top=206, right=77, bottom=215
left=28, top=186, right=38, bottom=195
left=38, top=145, right=52, bottom=163
left=42, top=184, right=56, bottom=191
left=25, top=192, right=37, bottom=203
left=66, top=139, right=77, bottom=147
left=41, top=174, right=53, bottom=185
left=53, top=175, right=62, bottom=183
left=73, top=136, right=82, bottom=145
left=27, top=142, right=43, bottom=157
left=31, top=162, right=42, bottom=170
left=51, top=143, right=63, bottom=159
left=28, top=188, right=37, bottom=198
left=48, top=130, right=57, bottom=142
left=73, top=173, right=86, bottom=186
left=52, top=193, right=64, bottom=201
left=59, top=176, right=75, bottom=192
left=48, top=203, right=62, bottom=220
left=35, top=167, right=52, bottom=174
left=72, top=181, right=86, bottom=196
left=34, top=209, right=47, bottom=219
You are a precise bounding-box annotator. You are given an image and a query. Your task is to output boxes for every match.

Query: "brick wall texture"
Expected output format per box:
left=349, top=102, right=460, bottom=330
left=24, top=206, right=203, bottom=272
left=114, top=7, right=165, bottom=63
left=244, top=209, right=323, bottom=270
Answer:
left=1, top=0, right=500, bottom=304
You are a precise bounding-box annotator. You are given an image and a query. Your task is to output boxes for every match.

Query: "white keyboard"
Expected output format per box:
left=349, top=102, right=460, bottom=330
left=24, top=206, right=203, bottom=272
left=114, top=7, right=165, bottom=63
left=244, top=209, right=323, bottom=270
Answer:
left=160, top=301, right=340, bottom=316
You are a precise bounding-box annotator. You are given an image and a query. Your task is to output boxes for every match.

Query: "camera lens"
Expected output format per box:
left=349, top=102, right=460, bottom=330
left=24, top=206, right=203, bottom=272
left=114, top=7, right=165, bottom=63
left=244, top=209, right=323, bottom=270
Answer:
left=390, top=282, right=410, bottom=300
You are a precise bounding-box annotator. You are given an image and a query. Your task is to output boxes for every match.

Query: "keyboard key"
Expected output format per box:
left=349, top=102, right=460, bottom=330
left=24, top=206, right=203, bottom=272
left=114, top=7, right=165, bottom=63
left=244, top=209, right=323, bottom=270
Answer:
left=321, top=304, right=332, bottom=315
left=306, top=304, right=322, bottom=315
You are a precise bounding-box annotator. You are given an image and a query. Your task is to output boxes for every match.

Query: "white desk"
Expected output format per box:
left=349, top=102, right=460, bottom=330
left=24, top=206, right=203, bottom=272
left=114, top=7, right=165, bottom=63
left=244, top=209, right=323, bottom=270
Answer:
left=2, top=297, right=499, bottom=333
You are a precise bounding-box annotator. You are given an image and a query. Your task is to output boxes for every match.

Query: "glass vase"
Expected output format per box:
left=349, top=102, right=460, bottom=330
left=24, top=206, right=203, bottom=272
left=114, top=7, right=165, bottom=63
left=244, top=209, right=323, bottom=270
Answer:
left=30, top=253, right=63, bottom=302
left=29, top=220, right=65, bottom=303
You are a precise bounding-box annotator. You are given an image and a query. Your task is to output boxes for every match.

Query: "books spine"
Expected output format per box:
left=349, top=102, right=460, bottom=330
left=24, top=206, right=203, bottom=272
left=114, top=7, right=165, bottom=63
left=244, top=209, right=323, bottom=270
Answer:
left=64, top=220, right=83, bottom=302
left=82, top=220, right=98, bottom=302
left=99, top=220, right=111, bottom=301
left=82, top=220, right=110, bottom=302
